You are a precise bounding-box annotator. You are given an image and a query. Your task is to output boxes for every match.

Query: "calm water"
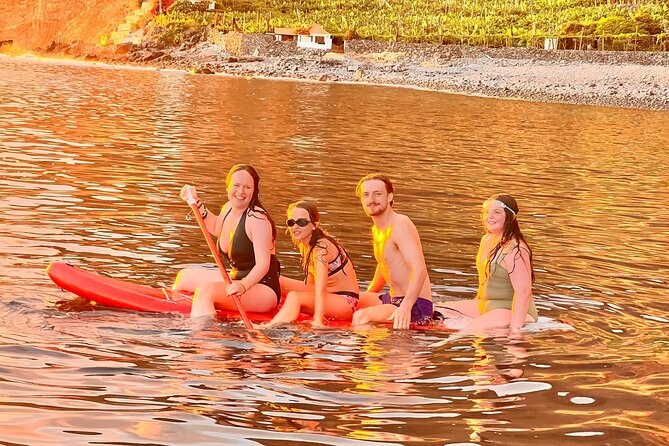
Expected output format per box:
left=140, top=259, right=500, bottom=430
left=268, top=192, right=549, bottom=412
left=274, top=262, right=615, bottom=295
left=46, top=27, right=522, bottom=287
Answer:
left=1, top=56, right=668, bottom=445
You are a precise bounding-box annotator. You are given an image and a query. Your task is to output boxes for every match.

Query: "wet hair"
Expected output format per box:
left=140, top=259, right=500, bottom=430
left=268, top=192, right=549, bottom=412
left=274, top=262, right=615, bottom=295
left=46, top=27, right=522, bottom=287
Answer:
left=484, top=194, right=535, bottom=282
left=226, top=164, right=277, bottom=240
left=355, top=173, right=394, bottom=206
left=287, top=200, right=350, bottom=282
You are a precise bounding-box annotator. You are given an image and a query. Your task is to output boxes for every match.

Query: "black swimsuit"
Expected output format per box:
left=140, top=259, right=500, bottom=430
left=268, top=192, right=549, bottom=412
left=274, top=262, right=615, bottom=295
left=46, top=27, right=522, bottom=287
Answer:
left=220, top=209, right=281, bottom=307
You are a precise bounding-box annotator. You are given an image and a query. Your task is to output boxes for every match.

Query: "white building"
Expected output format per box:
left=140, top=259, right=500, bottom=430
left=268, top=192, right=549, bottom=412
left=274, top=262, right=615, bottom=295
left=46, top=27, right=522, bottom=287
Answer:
left=274, top=27, right=297, bottom=42
left=296, top=24, right=332, bottom=50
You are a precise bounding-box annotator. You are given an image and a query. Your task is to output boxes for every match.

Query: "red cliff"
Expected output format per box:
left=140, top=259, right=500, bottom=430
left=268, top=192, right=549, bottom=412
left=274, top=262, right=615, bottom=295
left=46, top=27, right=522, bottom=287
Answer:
left=0, top=0, right=139, bottom=49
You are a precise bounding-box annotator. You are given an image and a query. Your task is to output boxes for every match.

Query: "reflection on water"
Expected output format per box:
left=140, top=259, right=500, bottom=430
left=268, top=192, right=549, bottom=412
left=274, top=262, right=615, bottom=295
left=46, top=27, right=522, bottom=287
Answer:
left=0, top=56, right=668, bottom=445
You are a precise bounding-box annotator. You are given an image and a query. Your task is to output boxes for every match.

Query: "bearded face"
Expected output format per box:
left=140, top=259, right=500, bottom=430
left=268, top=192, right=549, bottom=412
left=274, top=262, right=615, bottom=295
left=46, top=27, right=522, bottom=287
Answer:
left=360, top=180, right=392, bottom=217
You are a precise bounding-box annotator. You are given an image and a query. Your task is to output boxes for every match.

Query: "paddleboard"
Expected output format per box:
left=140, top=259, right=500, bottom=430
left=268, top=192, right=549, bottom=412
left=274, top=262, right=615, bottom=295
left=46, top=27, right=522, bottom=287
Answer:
left=49, top=262, right=568, bottom=333
left=46, top=262, right=282, bottom=322
left=46, top=262, right=441, bottom=329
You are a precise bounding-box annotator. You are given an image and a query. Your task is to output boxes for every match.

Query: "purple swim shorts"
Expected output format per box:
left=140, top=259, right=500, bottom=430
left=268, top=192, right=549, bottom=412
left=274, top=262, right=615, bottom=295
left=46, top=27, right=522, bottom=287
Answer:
left=379, top=293, right=433, bottom=325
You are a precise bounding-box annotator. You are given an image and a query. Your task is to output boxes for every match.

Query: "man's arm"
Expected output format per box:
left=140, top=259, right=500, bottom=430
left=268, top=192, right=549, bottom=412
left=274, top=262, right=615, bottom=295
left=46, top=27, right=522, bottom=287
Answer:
left=367, top=264, right=386, bottom=292
left=391, top=217, right=429, bottom=329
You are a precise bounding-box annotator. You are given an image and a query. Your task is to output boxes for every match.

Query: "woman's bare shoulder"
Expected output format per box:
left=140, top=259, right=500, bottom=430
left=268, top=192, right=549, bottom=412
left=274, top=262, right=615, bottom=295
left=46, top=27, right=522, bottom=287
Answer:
left=313, top=236, right=335, bottom=257
left=246, top=207, right=271, bottom=224
left=480, top=233, right=495, bottom=249
left=245, top=208, right=273, bottom=242
left=502, top=238, right=527, bottom=254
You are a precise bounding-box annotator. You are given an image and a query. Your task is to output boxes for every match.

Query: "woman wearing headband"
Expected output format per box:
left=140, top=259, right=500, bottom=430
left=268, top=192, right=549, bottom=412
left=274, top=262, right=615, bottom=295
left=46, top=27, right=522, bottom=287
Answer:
left=436, top=194, right=538, bottom=332
left=263, top=200, right=359, bottom=327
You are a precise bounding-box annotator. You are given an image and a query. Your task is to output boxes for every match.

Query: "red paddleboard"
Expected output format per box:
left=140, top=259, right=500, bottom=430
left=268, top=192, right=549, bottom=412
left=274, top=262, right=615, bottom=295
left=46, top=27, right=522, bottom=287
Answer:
left=46, top=262, right=440, bottom=329
left=46, top=262, right=285, bottom=322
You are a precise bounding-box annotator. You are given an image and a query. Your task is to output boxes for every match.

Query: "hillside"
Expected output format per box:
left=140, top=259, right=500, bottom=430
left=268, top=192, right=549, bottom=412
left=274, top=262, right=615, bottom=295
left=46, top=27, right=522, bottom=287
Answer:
left=1, top=0, right=667, bottom=51
left=156, top=0, right=669, bottom=50
left=0, top=0, right=135, bottom=50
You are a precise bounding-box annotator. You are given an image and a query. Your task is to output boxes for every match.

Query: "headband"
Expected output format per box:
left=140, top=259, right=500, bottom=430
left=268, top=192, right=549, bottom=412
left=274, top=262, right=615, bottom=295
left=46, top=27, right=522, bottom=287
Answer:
left=497, top=200, right=517, bottom=215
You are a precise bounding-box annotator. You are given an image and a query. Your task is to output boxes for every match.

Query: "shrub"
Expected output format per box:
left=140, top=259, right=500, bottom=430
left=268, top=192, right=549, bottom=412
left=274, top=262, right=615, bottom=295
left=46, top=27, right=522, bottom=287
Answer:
left=634, top=12, right=663, bottom=35
left=169, top=0, right=210, bottom=14
left=596, top=16, right=637, bottom=35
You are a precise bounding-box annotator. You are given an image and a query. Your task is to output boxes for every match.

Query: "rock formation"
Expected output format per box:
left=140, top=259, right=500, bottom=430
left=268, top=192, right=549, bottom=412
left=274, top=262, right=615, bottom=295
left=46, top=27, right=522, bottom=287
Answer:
left=0, top=0, right=136, bottom=50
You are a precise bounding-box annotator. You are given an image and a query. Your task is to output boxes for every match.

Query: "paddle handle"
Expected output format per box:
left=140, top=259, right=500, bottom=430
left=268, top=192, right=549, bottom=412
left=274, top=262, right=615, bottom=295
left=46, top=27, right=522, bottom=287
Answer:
left=187, top=198, right=253, bottom=330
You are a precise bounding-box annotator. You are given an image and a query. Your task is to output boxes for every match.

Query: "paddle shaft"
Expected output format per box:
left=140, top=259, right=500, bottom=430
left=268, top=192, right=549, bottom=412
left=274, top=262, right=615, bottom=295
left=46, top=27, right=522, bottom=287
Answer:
left=187, top=199, right=253, bottom=330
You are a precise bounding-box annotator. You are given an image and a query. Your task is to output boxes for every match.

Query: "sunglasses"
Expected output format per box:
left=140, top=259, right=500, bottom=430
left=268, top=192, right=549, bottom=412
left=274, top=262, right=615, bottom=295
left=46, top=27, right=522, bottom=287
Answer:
left=286, top=218, right=311, bottom=228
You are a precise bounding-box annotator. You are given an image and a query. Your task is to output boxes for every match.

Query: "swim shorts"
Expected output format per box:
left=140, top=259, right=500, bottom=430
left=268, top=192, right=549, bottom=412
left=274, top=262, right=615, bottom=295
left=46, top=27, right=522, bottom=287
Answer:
left=378, top=293, right=433, bottom=325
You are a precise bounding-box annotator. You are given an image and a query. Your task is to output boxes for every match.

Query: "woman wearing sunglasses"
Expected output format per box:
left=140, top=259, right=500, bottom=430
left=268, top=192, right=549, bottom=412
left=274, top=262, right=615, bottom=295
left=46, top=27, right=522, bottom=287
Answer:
left=263, top=200, right=359, bottom=327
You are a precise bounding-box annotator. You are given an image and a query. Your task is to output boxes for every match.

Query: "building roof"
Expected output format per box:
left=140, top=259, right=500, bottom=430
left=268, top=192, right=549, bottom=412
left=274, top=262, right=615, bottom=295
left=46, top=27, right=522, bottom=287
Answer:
left=274, top=27, right=297, bottom=36
left=305, top=24, right=330, bottom=36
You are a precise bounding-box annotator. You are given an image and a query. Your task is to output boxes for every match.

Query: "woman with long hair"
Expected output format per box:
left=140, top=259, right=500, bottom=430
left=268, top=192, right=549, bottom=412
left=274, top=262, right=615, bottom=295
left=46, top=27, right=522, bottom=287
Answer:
left=436, top=194, right=538, bottom=332
left=263, top=200, right=359, bottom=327
left=174, top=164, right=281, bottom=318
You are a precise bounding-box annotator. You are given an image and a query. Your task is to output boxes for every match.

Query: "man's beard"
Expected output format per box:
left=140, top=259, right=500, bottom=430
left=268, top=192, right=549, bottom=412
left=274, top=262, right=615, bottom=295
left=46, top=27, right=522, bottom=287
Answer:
left=365, top=202, right=386, bottom=216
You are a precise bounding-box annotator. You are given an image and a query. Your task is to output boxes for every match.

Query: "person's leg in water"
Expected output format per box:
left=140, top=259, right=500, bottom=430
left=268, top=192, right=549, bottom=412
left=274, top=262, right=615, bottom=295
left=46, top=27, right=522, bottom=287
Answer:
left=190, top=280, right=278, bottom=318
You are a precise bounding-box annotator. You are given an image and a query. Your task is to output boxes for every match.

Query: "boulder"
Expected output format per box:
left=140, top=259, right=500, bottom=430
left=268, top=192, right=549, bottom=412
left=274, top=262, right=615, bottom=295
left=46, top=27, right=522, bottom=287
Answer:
left=114, top=42, right=134, bottom=54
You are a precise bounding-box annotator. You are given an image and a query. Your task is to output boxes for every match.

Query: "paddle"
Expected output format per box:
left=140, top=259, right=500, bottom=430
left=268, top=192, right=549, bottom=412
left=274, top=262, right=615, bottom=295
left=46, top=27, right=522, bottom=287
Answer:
left=185, top=196, right=254, bottom=330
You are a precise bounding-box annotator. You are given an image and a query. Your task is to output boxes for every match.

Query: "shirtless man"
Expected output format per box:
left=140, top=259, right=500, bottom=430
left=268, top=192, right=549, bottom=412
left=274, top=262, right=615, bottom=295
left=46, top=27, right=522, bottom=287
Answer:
left=351, top=174, right=432, bottom=329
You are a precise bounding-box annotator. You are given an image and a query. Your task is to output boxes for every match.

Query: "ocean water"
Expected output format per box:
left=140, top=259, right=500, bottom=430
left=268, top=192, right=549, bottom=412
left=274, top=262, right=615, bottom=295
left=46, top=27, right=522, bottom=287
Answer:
left=0, top=56, right=668, bottom=445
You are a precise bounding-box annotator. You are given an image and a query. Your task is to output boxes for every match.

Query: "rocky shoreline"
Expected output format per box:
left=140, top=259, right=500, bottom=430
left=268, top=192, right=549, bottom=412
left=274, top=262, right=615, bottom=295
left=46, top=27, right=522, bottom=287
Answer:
left=40, top=32, right=669, bottom=111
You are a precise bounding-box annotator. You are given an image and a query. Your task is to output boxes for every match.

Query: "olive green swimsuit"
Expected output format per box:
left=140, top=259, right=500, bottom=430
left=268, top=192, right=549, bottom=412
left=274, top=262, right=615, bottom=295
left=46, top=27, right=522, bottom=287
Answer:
left=478, top=247, right=538, bottom=320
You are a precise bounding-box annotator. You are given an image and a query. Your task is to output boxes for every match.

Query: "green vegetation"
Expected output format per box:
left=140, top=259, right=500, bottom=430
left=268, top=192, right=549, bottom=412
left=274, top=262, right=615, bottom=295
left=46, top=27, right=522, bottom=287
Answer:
left=153, top=0, right=669, bottom=50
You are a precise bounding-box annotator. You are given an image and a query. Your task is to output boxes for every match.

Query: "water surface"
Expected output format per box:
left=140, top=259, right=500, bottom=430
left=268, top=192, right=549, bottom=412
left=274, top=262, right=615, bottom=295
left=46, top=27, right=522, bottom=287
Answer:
left=1, top=56, right=668, bottom=445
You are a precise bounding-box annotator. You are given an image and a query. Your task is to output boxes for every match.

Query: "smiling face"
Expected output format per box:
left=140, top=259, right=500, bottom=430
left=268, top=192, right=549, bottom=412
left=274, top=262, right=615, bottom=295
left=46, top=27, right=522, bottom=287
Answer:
left=288, top=206, right=315, bottom=245
left=227, top=169, right=254, bottom=210
left=482, top=199, right=508, bottom=235
left=359, top=179, right=393, bottom=217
